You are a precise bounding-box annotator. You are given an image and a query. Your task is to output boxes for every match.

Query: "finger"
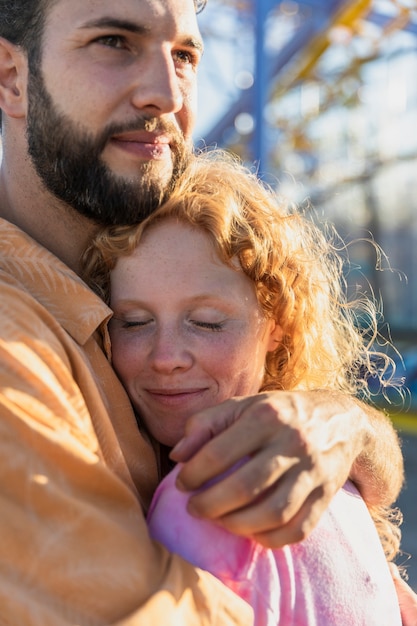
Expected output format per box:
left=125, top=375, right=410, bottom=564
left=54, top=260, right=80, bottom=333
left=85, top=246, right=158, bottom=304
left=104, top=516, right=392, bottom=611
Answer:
left=216, top=480, right=329, bottom=550
left=170, top=396, right=253, bottom=463
left=175, top=397, right=296, bottom=491
left=250, top=487, right=329, bottom=548
left=184, top=449, right=299, bottom=518
left=206, top=464, right=327, bottom=538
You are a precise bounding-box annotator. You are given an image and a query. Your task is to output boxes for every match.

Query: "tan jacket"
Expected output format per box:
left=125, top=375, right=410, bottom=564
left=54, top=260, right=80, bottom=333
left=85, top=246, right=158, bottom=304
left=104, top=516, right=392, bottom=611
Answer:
left=0, top=218, right=252, bottom=625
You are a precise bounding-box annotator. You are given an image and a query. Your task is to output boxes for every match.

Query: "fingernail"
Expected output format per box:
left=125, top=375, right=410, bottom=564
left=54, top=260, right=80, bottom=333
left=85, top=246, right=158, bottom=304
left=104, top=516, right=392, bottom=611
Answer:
left=175, top=475, right=186, bottom=492
left=170, top=439, right=186, bottom=459
left=187, top=501, right=201, bottom=518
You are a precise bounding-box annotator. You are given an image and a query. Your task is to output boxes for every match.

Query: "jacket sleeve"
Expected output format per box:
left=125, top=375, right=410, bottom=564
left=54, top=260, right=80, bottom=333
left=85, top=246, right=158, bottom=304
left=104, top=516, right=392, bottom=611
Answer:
left=0, top=283, right=253, bottom=626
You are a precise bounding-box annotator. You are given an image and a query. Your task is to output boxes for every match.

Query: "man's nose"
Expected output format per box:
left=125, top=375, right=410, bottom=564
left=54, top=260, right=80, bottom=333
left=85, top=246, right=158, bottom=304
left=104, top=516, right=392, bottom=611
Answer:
left=131, top=49, right=183, bottom=115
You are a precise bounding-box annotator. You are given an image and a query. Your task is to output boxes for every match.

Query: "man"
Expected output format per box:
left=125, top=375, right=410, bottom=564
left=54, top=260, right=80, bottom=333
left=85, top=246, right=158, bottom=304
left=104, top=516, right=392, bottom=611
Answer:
left=0, top=0, right=405, bottom=623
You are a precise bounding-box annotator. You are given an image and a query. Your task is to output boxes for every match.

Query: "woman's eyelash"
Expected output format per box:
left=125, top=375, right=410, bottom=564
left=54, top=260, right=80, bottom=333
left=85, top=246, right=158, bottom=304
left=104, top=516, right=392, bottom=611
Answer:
left=192, top=321, right=224, bottom=331
left=114, top=318, right=224, bottom=331
left=122, top=320, right=150, bottom=328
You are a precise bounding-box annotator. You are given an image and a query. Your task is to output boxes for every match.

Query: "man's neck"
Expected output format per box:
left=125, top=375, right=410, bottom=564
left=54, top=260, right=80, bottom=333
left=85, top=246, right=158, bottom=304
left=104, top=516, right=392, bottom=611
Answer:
left=0, top=165, right=99, bottom=275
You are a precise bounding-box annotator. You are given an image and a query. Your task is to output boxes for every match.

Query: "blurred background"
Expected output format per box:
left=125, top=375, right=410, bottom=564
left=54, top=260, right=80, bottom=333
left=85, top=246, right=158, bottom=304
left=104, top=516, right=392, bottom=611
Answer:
left=195, top=0, right=417, bottom=590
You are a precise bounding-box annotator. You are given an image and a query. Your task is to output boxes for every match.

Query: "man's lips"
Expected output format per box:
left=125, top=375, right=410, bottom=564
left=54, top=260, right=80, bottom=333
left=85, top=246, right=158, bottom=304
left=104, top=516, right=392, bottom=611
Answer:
left=110, top=131, right=171, bottom=159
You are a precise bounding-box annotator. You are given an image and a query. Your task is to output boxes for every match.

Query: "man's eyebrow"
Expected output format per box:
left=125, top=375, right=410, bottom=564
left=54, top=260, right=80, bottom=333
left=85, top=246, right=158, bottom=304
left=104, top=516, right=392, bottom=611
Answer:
left=184, top=37, right=204, bottom=55
left=80, top=17, right=150, bottom=35
left=79, top=16, right=204, bottom=53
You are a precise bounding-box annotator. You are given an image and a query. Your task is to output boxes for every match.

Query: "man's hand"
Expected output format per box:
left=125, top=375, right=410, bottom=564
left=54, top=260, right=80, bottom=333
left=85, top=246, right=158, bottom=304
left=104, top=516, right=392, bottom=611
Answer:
left=170, top=391, right=404, bottom=549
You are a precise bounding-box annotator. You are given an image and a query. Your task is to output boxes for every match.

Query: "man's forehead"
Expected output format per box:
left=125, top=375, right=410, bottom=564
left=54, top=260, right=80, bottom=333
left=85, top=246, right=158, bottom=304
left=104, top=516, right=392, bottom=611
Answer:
left=43, top=0, right=202, bottom=41
left=45, top=0, right=199, bottom=21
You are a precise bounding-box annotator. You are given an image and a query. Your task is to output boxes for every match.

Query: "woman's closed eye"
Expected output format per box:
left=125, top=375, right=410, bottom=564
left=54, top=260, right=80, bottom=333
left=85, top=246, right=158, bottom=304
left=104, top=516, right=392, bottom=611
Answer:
left=190, top=320, right=224, bottom=332
left=113, top=317, right=153, bottom=329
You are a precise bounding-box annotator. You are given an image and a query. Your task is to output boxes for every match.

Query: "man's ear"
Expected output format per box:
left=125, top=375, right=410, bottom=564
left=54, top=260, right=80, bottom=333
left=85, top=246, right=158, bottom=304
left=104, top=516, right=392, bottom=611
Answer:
left=0, top=37, right=28, bottom=120
left=266, top=321, right=284, bottom=352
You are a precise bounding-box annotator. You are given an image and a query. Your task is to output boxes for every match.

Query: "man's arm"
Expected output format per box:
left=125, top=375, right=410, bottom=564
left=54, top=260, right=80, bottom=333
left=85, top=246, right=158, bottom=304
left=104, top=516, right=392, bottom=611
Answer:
left=0, top=286, right=252, bottom=625
left=171, top=390, right=404, bottom=548
left=349, top=400, right=403, bottom=506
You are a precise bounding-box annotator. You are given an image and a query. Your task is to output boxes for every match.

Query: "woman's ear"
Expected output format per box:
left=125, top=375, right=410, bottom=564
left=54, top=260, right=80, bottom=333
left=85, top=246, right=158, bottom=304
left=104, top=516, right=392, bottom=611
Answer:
left=266, top=321, right=284, bottom=352
left=0, top=37, right=28, bottom=121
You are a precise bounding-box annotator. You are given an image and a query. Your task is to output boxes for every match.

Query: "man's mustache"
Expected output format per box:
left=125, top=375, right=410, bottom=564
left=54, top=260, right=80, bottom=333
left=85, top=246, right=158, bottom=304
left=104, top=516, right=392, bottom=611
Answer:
left=96, top=116, right=185, bottom=153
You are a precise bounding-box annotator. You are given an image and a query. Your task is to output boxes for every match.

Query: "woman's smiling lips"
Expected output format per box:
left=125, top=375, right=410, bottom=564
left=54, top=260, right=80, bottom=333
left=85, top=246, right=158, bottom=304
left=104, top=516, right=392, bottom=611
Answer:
left=110, top=131, right=171, bottom=160
left=144, top=388, right=209, bottom=407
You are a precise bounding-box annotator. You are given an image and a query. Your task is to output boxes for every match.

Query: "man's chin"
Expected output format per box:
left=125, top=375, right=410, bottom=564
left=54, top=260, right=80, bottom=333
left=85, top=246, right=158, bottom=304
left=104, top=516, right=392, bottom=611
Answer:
left=103, top=147, right=174, bottom=184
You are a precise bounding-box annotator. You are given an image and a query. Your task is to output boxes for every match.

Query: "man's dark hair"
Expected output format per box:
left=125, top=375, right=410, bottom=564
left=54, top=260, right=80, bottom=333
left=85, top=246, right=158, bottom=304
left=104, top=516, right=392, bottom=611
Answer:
left=0, top=0, right=52, bottom=129
left=0, top=0, right=48, bottom=59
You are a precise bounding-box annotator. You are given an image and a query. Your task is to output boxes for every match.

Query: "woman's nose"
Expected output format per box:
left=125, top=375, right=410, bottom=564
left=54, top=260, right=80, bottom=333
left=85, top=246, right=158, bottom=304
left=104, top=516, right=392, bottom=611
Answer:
left=149, top=328, right=193, bottom=374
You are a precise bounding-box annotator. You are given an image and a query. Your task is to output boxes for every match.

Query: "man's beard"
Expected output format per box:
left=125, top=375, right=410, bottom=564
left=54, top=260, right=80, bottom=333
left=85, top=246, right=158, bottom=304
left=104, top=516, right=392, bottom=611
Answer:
left=26, top=66, right=190, bottom=226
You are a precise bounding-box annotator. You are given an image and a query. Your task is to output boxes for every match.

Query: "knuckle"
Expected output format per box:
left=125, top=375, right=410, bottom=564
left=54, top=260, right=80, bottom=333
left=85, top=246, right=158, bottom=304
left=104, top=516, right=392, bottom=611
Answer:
left=297, top=518, right=314, bottom=542
left=251, top=396, right=283, bottom=429
left=199, top=443, right=224, bottom=468
left=266, top=495, right=293, bottom=527
left=288, top=526, right=308, bottom=544
left=230, top=474, right=258, bottom=503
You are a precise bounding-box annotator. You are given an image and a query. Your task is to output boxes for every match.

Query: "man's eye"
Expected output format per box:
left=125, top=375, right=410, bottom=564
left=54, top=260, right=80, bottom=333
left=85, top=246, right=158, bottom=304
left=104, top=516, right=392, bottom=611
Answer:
left=95, top=35, right=127, bottom=49
left=174, top=49, right=199, bottom=66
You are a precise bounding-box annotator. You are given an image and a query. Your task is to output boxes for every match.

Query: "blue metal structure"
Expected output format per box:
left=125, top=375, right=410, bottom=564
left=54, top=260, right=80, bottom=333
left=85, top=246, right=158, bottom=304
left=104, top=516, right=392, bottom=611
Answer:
left=253, top=0, right=361, bottom=174
left=201, top=0, right=417, bottom=176
left=203, top=1, right=365, bottom=168
left=197, top=0, right=417, bottom=400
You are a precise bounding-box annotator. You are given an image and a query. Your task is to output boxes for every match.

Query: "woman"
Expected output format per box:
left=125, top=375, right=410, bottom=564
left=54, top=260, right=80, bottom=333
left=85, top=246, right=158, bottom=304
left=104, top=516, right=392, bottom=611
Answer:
left=83, top=150, right=404, bottom=625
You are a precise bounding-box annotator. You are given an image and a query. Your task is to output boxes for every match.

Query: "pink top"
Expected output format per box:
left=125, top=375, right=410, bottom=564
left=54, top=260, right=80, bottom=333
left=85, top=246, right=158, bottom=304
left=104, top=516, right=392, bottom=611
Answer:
left=148, top=465, right=402, bottom=626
